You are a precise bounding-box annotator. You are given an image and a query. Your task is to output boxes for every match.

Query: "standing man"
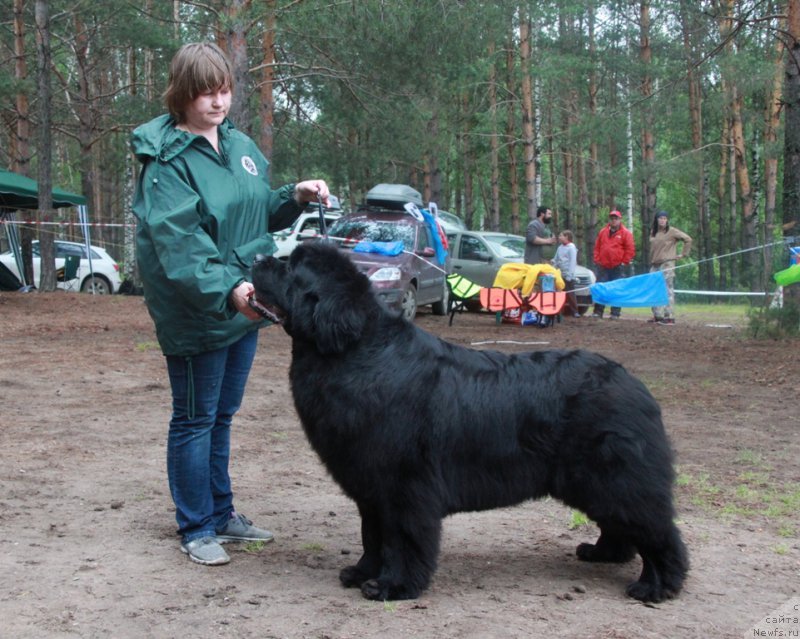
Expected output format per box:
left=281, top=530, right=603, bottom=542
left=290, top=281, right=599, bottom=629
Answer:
left=524, top=205, right=556, bottom=264
left=591, top=209, right=635, bottom=319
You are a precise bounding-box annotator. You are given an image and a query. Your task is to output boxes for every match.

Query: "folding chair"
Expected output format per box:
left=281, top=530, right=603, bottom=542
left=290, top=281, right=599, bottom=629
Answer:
left=56, top=254, right=81, bottom=291
left=446, top=274, right=482, bottom=326
left=527, top=274, right=566, bottom=327
left=479, top=287, right=526, bottom=324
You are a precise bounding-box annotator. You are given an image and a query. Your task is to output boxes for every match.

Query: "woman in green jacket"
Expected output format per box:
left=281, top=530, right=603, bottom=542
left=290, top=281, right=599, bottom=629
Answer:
left=132, top=42, right=329, bottom=566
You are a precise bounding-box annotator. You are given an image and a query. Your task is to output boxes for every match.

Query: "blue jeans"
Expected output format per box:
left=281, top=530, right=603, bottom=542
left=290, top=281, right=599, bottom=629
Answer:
left=593, top=265, right=625, bottom=317
left=165, top=330, right=258, bottom=543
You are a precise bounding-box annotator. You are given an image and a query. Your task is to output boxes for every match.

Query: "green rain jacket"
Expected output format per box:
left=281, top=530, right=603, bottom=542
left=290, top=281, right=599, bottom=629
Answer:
left=131, top=114, right=302, bottom=356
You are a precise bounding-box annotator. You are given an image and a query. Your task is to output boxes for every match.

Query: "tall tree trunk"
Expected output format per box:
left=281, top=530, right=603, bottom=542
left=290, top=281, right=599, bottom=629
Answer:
left=680, top=0, right=713, bottom=289
left=462, top=97, right=475, bottom=229
left=587, top=2, right=599, bottom=238
left=783, top=0, right=800, bottom=308
left=488, top=41, right=501, bottom=231
left=728, top=125, right=739, bottom=286
left=13, top=0, right=30, bottom=177
left=223, top=0, right=253, bottom=133
left=259, top=0, right=276, bottom=159
left=35, top=0, right=56, bottom=291
left=73, top=13, right=98, bottom=244
left=639, top=0, right=657, bottom=269
left=519, top=8, right=536, bottom=219
left=718, top=119, right=730, bottom=291
left=763, top=14, right=784, bottom=277
left=427, top=112, right=442, bottom=206
left=506, top=37, right=521, bottom=234
left=731, top=85, right=757, bottom=288
left=13, top=0, right=34, bottom=286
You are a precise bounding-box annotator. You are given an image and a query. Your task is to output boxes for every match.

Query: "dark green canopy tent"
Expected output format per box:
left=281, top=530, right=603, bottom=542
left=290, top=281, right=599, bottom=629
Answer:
left=1, top=167, right=88, bottom=289
left=0, top=168, right=86, bottom=209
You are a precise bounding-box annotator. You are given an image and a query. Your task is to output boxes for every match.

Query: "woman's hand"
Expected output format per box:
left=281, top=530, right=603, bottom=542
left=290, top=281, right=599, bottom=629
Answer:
left=295, top=180, right=330, bottom=207
left=230, top=281, right=261, bottom=321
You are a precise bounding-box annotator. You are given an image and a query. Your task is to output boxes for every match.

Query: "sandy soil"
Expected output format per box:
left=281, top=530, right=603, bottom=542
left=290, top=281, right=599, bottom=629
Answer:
left=1, top=291, right=798, bottom=639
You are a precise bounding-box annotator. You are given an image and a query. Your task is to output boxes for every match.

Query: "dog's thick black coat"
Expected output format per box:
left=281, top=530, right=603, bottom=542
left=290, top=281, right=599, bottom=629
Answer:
left=252, top=243, right=689, bottom=603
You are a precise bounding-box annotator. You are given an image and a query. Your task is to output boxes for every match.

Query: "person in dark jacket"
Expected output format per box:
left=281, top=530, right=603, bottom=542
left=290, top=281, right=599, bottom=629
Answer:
left=131, top=42, right=329, bottom=566
left=591, top=209, right=635, bottom=319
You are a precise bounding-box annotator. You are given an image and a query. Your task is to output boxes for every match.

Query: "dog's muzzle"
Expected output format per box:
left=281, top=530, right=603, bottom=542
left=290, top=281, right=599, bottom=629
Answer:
left=248, top=295, right=285, bottom=324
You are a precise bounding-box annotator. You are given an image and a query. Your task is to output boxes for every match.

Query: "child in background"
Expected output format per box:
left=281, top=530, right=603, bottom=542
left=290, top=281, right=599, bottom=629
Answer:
left=553, top=230, right=581, bottom=317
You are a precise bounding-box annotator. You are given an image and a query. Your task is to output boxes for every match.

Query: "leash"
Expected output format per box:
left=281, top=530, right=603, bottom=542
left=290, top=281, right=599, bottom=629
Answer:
left=317, top=193, right=327, bottom=239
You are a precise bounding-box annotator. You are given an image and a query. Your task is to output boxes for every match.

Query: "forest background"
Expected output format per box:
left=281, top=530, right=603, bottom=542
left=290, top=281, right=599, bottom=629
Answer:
left=2, top=0, right=800, bottom=300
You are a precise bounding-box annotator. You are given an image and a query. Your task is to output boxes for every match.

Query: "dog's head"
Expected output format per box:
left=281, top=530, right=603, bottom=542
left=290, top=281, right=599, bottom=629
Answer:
left=251, top=242, right=375, bottom=355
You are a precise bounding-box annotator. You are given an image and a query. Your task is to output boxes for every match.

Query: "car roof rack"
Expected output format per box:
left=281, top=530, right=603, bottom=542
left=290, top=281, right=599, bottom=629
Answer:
left=365, top=183, right=423, bottom=210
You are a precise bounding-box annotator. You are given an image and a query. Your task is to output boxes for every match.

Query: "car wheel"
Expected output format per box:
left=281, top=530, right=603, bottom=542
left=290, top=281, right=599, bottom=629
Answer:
left=431, top=277, right=449, bottom=316
left=400, top=284, right=417, bottom=321
left=81, top=275, right=113, bottom=295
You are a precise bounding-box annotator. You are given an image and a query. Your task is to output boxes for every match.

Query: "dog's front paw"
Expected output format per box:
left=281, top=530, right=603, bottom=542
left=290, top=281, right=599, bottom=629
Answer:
left=360, top=579, right=420, bottom=601
left=340, top=565, right=369, bottom=588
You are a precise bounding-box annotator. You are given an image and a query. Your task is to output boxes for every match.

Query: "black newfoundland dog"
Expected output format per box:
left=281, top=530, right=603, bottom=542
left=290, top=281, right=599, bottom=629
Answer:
left=251, top=242, right=688, bottom=603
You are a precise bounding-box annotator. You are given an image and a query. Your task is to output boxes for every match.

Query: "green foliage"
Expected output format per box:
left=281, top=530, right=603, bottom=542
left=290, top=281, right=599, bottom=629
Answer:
left=0, top=0, right=795, bottom=287
left=746, top=299, right=800, bottom=339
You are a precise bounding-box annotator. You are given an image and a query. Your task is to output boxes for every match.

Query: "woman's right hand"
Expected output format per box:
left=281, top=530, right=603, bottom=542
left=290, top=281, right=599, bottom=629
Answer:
left=230, top=281, right=262, bottom=321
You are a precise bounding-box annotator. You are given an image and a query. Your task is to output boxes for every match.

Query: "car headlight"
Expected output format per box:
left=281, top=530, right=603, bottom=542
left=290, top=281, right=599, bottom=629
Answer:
left=369, top=267, right=402, bottom=282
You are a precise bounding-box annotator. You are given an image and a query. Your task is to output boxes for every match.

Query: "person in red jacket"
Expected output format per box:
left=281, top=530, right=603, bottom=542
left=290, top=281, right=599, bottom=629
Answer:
left=591, top=209, right=635, bottom=319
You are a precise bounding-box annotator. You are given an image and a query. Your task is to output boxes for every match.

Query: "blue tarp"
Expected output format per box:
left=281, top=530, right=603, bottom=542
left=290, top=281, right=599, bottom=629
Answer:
left=589, top=271, right=669, bottom=307
left=353, top=240, right=404, bottom=256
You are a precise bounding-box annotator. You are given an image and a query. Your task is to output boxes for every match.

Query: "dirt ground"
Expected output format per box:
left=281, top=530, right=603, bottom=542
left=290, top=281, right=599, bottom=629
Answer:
left=1, top=291, right=798, bottom=639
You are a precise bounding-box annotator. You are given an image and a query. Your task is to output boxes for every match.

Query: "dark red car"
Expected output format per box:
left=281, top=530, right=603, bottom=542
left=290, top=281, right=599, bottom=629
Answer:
left=327, top=206, right=450, bottom=321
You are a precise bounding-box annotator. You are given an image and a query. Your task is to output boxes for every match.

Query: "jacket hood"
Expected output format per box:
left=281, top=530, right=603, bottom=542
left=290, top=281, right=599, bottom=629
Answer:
left=130, top=114, right=235, bottom=163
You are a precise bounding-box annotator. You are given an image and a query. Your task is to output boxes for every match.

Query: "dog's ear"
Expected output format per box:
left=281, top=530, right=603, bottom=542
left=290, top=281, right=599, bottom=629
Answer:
left=309, top=292, right=366, bottom=355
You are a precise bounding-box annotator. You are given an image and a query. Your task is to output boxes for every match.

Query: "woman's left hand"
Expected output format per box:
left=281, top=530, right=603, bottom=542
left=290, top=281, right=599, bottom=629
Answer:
left=295, top=180, right=330, bottom=207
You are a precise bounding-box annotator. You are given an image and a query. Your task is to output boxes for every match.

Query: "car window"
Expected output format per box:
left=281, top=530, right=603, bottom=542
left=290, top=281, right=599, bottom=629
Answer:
left=300, top=218, right=322, bottom=234
left=485, top=236, right=525, bottom=259
left=329, top=219, right=416, bottom=251
left=458, top=235, right=487, bottom=261
left=417, top=224, right=433, bottom=252
left=56, top=242, right=87, bottom=259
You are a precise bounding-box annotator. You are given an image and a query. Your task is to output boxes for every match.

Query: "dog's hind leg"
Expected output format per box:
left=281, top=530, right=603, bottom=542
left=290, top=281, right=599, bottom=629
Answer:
left=626, top=523, right=689, bottom=603
left=340, top=505, right=383, bottom=588
left=576, top=523, right=636, bottom=563
left=360, top=506, right=442, bottom=601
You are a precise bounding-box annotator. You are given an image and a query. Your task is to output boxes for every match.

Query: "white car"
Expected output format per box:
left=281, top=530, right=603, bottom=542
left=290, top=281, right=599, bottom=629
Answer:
left=272, top=209, right=343, bottom=260
left=0, top=239, right=122, bottom=294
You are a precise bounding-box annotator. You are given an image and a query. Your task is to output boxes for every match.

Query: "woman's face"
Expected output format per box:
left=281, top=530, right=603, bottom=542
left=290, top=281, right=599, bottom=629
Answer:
left=658, top=216, right=669, bottom=229
left=183, top=86, right=231, bottom=131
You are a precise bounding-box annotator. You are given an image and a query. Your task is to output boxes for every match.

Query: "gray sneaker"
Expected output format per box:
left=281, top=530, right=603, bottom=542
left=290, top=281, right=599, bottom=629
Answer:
left=180, top=536, right=230, bottom=565
left=216, top=513, right=274, bottom=544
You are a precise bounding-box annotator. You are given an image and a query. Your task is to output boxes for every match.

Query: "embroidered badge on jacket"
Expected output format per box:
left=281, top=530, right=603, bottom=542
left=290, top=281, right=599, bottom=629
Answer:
left=241, top=156, right=258, bottom=176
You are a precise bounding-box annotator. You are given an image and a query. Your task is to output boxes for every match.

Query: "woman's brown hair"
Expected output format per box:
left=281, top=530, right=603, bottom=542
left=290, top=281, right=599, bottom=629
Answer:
left=163, top=42, right=234, bottom=122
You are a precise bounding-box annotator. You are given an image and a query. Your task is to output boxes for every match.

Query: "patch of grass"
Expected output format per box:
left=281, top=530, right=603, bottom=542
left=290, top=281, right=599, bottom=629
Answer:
left=678, top=467, right=800, bottom=533
left=626, top=302, right=751, bottom=325
left=773, top=544, right=790, bottom=556
left=135, top=340, right=160, bottom=352
left=568, top=510, right=591, bottom=530
left=777, top=524, right=796, bottom=538
left=243, top=540, right=269, bottom=553
left=383, top=601, right=397, bottom=613
left=301, top=542, right=325, bottom=552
